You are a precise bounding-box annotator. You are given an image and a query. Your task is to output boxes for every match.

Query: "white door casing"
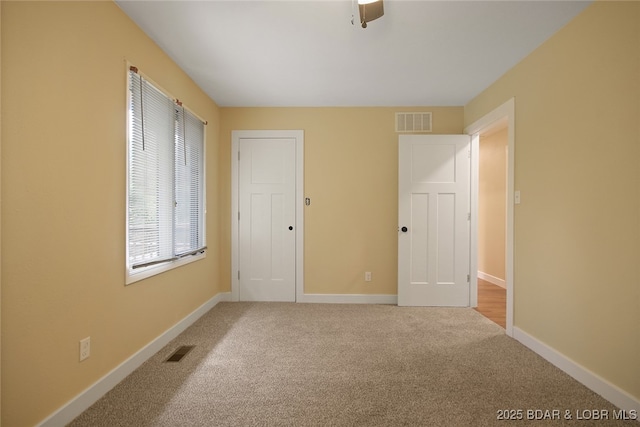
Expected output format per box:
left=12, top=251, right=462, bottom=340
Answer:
left=231, top=130, right=304, bottom=302
left=398, top=135, right=471, bottom=306
left=465, top=97, right=515, bottom=336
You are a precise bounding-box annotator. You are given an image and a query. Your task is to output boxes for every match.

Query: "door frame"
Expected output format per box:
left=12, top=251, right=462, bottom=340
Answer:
left=465, top=98, right=515, bottom=337
left=231, top=130, right=304, bottom=302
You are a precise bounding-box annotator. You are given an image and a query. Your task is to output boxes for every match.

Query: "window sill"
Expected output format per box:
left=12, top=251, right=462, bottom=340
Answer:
left=125, top=251, right=206, bottom=285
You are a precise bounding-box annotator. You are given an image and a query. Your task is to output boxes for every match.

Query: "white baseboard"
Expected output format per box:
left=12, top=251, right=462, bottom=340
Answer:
left=298, top=293, right=397, bottom=305
left=513, top=327, right=640, bottom=419
left=38, top=292, right=232, bottom=427
left=477, top=271, right=506, bottom=288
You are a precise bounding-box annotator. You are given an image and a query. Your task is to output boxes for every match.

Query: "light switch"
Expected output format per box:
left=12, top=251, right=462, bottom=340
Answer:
left=515, top=190, right=521, bottom=205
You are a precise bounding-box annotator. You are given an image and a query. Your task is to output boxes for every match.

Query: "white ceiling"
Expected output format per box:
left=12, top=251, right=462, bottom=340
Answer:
left=115, top=0, right=591, bottom=107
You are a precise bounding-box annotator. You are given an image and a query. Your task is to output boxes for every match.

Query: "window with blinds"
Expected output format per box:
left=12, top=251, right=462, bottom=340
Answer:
left=126, top=66, right=206, bottom=282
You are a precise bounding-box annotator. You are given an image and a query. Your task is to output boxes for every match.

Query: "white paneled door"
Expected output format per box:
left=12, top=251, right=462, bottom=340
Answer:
left=238, top=137, right=296, bottom=301
left=398, top=135, right=470, bottom=306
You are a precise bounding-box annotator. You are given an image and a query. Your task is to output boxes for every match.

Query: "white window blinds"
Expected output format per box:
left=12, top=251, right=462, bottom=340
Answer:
left=174, top=103, right=205, bottom=257
left=127, top=67, right=206, bottom=273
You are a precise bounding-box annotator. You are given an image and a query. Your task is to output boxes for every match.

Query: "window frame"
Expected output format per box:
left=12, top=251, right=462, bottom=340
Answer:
left=125, top=64, right=207, bottom=285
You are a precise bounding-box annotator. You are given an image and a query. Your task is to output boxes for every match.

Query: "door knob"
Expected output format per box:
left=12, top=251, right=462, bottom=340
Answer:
left=288, top=226, right=293, bottom=231
left=401, top=226, right=408, bottom=232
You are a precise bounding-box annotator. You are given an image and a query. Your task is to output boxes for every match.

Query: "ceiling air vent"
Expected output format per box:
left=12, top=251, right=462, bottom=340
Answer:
left=396, top=112, right=432, bottom=133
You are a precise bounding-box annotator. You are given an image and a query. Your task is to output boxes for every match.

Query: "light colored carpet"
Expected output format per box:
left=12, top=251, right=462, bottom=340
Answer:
left=69, top=302, right=630, bottom=426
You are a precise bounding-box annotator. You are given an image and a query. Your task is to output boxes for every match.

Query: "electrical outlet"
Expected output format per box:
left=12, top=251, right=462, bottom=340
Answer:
left=365, top=272, right=372, bottom=282
left=79, top=337, right=91, bottom=362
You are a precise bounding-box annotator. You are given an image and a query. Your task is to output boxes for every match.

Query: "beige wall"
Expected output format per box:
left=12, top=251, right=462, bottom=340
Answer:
left=465, top=1, right=640, bottom=400
left=1, top=2, right=222, bottom=426
left=478, top=128, right=507, bottom=280
left=220, top=108, right=463, bottom=296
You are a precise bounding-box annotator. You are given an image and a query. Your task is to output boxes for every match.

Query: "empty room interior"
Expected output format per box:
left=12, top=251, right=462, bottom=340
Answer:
left=1, top=0, right=639, bottom=425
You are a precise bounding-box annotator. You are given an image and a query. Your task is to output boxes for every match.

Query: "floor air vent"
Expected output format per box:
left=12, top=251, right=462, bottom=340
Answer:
left=165, top=345, right=195, bottom=362
left=396, top=112, right=432, bottom=133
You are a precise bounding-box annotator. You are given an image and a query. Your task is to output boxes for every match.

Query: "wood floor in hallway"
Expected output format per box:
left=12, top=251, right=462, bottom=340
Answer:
left=474, top=278, right=506, bottom=328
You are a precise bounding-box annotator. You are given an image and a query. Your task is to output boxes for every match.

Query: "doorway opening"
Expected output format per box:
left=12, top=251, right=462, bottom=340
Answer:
left=466, top=98, right=515, bottom=336
left=475, top=124, right=508, bottom=328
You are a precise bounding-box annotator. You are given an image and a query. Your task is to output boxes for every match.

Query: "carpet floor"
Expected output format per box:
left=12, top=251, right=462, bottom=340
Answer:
left=69, top=302, right=632, bottom=426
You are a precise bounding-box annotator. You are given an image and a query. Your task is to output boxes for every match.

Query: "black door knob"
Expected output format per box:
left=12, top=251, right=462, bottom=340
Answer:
left=288, top=226, right=293, bottom=230
left=401, top=226, right=408, bottom=232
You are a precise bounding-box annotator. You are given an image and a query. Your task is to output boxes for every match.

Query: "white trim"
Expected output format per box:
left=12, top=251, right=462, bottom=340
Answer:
left=37, top=292, right=232, bottom=427
left=469, top=133, right=480, bottom=308
left=298, top=294, right=398, bottom=305
left=231, top=130, right=304, bottom=302
left=477, top=271, right=506, bottom=289
left=231, top=132, right=240, bottom=302
left=465, top=97, right=515, bottom=337
left=125, top=252, right=206, bottom=285
left=294, top=134, right=305, bottom=302
left=514, top=327, right=640, bottom=417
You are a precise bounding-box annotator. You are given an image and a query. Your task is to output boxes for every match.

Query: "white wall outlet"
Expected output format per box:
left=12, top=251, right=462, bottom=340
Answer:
left=79, top=337, right=91, bottom=362
left=365, top=272, right=372, bottom=282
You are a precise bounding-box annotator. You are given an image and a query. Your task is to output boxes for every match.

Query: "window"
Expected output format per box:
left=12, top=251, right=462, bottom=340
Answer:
left=126, top=66, right=206, bottom=283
